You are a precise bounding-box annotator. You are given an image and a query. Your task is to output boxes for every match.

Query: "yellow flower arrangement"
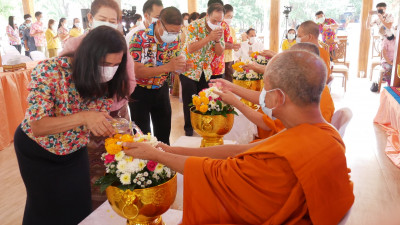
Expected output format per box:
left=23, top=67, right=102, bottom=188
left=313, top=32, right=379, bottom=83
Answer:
left=250, top=51, right=260, bottom=59
left=200, top=96, right=209, bottom=105
left=199, top=105, right=208, bottom=113
left=192, top=96, right=201, bottom=106
left=232, top=61, right=245, bottom=72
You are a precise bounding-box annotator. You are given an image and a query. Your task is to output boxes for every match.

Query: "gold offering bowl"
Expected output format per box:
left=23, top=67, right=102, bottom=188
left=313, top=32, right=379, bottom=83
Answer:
left=233, top=79, right=264, bottom=109
left=106, top=175, right=177, bottom=225
left=190, top=109, right=234, bottom=147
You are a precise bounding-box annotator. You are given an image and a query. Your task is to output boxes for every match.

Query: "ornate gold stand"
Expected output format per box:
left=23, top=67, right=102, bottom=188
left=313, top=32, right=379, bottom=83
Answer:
left=233, top=79, right=264, bottom=109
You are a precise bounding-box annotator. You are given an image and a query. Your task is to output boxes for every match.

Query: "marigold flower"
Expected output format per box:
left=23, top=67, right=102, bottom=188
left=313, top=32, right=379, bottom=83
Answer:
left=199, top=105, right=208, bottom=113
left=192, top=96, right=201, bottom=106
left=200, top=96, right=209, bottom=105
left=199, top=91, right=206, bottom=97
left=106, top=143, right=122, bottom=155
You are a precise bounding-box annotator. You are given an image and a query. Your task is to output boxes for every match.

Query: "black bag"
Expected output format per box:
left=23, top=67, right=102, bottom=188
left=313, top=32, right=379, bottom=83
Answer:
left=370, top=82, right=379, bottom=92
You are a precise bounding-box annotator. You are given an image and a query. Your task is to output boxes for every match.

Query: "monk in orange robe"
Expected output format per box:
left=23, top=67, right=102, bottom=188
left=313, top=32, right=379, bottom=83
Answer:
left=124, top=50, right=354, bottom=224
left=212, top=42, right=335, bottom=139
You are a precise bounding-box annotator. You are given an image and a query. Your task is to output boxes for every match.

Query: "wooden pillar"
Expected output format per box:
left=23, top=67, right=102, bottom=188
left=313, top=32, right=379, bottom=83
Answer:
left=391, top=17, right=400, bottom=87
left=22, top=0, right=34, bottom=16
left=357, top=0, right=373, bottom=78
left=269, top=0, right=280, bottom=52
left=188, top=0, right=198, bottom=14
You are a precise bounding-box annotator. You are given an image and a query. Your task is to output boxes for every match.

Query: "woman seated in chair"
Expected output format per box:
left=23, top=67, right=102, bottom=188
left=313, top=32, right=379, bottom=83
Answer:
left=381, top=31, right=396, bottom=85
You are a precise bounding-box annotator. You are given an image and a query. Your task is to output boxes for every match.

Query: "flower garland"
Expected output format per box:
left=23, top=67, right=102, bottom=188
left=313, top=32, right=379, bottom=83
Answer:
left=232, top=61, right=263, bottom=81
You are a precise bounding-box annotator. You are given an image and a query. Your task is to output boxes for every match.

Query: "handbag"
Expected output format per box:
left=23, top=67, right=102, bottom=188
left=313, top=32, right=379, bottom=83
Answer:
left=370, top=82, right=379, bottom=92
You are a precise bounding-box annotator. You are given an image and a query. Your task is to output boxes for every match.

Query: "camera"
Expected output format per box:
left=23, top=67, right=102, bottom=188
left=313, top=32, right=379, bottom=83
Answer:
left=121, top=6, right=137, bottom=35
left=283, top=6, right=292, bottom=15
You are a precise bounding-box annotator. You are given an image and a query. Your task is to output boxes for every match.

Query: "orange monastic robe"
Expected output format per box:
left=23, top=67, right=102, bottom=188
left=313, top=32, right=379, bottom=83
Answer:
left=182, top=123, right=354, bottom=224
left=319, top=46, right=331, bottom=78
left=258, top=85, right=335, bottom=139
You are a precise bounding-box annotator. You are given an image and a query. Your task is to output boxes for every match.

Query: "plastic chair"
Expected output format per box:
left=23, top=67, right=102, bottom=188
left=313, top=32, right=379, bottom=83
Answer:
left=331, top=108, right=353, bottom=138
left=4, top=55, right=32, bottom=65
left=30, top=51, right=46, bottom=61
left=3, top=45, right=20, bottom=55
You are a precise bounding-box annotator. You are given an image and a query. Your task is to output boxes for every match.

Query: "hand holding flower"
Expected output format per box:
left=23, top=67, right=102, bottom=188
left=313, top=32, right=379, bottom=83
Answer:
left=123, top=142, right=161, bottom=161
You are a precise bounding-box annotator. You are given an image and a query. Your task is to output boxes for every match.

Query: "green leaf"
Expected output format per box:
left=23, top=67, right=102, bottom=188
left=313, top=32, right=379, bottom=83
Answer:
left=95, top=174, right=118, bottom=193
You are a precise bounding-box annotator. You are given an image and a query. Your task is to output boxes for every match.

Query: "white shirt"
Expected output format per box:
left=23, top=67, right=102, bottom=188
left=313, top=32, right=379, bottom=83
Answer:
left=125, top=24, right=146, bottom=46
left=370, top=13, right=394, bottom=36
left=234, top=41, right=264, bottom=61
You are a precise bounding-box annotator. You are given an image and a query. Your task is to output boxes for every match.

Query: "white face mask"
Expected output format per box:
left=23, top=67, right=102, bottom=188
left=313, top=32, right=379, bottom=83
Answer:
left=225, top=19, right=232, bottom=26
left=259, top=88, right=285, bottom=120
left=75, top=23, right=81, bottom=28
left=159, top=23, right=179, bottom=43
left=184, top=20, right=189, bottom=26
left=207, top=19, right=221, bottom=30
left=151, top=17, right=159, bottom=23
left=92, top=19, right=118, bottom=29
left=249, top=37, right=256, bottom=44
left=296, top=37, right=302, bottom=43
left=99, top=66, right=119, bottom=83
left=288, top=33, right=296, bottom=40
left=317, top=17, right=325, bottom=24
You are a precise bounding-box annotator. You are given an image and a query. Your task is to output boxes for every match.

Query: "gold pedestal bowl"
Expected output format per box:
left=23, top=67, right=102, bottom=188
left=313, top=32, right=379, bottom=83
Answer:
left=190, top=109, right=234, bottom=147
left=233, top=79, right=264, bottom=109
left=106, top=175, right=177, bottom=225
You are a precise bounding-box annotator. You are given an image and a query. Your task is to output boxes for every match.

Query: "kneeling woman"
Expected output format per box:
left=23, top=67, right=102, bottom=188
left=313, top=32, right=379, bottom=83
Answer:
left=14, top=26, right=130, bottom=225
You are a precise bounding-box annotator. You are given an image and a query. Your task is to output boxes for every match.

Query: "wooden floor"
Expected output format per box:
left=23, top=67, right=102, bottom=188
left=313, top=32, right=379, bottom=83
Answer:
left=1, top=77, right=400, bottom=225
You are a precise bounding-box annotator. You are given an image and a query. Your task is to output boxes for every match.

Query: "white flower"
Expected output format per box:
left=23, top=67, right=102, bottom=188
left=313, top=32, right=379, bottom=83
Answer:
left=137, top=181, right=141, bottom=185
left=117, top=160, right=127, bottom=173
left=115, top=151, right=125, bottom=161
left=133, top=178, right=138, bottom=183
left=164, top=167, right=172, bottom=178
left=120, top=173, right=131, bottom=185
left=147, top=180, right=152, bottom=185
left=106, top=168, right=110, bottom=173
left=126, top=162, right=138, bottom=173
left=140, top=177, right=145, bottom=181
left=138, top=160, right=146, bottom=170
left=143, top=172, right=149, bottom=177
left=154, top=163, right=164, bottom=174
left=136, top=173, right=143, bottom=178
left=141, top=185, right=145, bottom=188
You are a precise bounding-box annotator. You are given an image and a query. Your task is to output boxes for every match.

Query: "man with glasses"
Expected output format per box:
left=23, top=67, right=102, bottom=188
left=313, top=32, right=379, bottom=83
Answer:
left=129, top=6, right=188, bottom=145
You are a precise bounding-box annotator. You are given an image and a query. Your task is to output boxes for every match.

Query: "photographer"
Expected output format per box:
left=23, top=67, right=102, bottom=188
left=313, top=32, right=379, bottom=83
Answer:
left=367, top=2, right=394, bottom=37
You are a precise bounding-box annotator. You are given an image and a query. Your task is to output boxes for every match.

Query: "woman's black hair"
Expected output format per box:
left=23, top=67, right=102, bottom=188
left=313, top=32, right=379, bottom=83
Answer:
left=8, top=16, right=14, bottom=28
left=72, top=18, right=79, bottom=29
left=188, top=12, right=200, bottom=23
left=286, top=28, right=297, bottom=39
left=70, top=26, right=130, bottom=102
left=199, top=12, right=207, bottom=19
left=246, top=28, right=255, bottom=35
left=58, top=18, right=66, bottom=29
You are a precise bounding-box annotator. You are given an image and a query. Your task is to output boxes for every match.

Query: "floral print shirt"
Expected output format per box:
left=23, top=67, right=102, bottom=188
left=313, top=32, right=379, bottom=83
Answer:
left=6, top=25, right=21, bottom=45
left=211, top=20, right=232, bottom=75
left=21, top=57, right=113, bottom=155
left=319, top=18, right=337, bottom=52
left=129, top=22, right=181, bottom=89
left=58, top=26, right=69, bottom=47
left=184, top=18, right=225, bottom=82
left=30, top=21, right=46, bottom=47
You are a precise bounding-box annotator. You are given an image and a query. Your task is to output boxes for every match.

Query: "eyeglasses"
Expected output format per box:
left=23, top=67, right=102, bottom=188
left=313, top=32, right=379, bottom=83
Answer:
left=160, top=20, right=181, bottom=35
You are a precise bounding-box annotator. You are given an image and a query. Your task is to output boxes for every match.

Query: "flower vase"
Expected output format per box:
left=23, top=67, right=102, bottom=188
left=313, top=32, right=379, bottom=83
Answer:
left=190, top=109, right=234, bottom=147
left=232, top=79, right=264, bottom=109
left=106, top=174, right=177, bottom=225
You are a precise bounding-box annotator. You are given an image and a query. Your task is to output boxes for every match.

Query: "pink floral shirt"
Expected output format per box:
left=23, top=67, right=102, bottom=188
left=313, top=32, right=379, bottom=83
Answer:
left=6, top=25, right=21, bottom=45
left=319, top=18, right=337, bottom=52
left=21, top=57, right=113, bottom=155
left=30, top=21, right=46, bottom=47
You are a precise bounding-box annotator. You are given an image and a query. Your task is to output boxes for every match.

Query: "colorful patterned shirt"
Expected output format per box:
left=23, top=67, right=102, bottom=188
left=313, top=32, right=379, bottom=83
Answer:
left=129, top=22, right=181, bottom=89
left=30, top=21, right=46, bottom=47
left=211, top=20, right=232, bottom=75
left=21, top=57, right=113, bottom=155
left=319, top=18, right=337, bottom=52
left=19, top=23, right=29, bottom=47
left=58, top=26, right=69, bottom=47
left=184, top=18, right=225, bottom=82
left=6, top=25, right=21, bottom=45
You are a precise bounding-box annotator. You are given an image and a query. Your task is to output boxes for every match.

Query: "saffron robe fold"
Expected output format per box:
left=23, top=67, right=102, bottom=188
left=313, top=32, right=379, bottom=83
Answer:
left=182, top=123, right=354, bottom=225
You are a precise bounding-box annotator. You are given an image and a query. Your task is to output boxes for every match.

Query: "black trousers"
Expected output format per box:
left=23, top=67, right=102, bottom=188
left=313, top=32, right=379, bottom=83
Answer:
left=224, top=61, right=234, bottom=82
left=180, top=74, right=209, bottom=133
left=14, top=125, right=92, bottom=225
left=13, top=44, right=22, bottom=53
left=129, top=84, right=172, bottom=145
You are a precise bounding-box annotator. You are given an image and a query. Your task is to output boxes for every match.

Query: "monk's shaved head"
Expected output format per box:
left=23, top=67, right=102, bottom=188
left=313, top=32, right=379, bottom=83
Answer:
left=298, top=20, right=320, bottom=39
left=290, top=43, right=320, bottom=56
left=265, top=51, right=327, bottom=106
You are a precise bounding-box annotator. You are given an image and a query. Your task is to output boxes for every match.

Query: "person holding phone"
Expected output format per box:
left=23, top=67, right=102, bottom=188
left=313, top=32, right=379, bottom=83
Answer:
left=367, top=2, right=394, bottom=37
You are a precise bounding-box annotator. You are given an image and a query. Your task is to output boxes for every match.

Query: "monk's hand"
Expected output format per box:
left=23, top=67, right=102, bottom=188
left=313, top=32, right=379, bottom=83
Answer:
left=213, top=89, right=238, bottom=106
left=209, top=78, right=233, bottom=91
left=243, top=62, right=257, bottom=71
left=156, top=142, right=174, bottom=153
left=123, top=142, right=161, bottom=161
left=260, top=50, right=277, bottom=58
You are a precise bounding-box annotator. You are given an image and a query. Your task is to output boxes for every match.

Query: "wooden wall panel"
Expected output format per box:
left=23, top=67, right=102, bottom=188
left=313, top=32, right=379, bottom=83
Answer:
left=357, top=0, right=373, bottom=78
left=269, top=0, right=280, bottom=52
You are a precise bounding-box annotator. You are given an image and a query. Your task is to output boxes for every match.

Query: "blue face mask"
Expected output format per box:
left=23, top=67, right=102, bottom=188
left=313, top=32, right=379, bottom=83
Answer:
left=259, top=88, right=285, bottom=120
